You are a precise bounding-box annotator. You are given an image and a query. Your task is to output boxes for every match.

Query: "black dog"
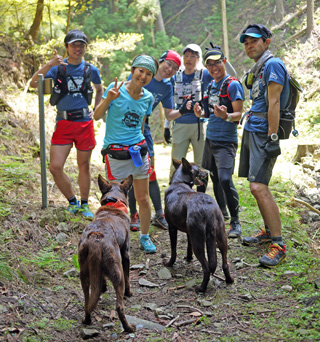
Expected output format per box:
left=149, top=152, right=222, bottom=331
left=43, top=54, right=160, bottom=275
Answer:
left=164, top=158, right=234, bottom=293
left=78, top=174, right=135, bottom=332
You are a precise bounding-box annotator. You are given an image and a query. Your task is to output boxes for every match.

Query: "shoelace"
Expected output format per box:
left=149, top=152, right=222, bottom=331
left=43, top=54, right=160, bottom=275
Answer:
left=266, top=244, right=282, bottom=259
left=253, top=228, right=268, bottom=237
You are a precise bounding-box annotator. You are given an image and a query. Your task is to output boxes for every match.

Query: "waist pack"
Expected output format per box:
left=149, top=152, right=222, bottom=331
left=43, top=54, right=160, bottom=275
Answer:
left=101, top=140, right=148, bottom=163
left=57, top=108, right=89, bottom=121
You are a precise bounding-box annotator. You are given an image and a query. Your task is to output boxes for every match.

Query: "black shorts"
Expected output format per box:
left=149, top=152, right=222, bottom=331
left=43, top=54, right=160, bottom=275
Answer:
left=238, top=129, right=278, bottom=185
left=202, top=139, right=237, bottom=173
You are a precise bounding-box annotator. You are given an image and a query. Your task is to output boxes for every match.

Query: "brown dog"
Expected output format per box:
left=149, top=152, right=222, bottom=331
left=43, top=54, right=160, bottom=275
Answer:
left=78, top=174, right=134, bottom=332
left=164, top=158, right=234, bottom=293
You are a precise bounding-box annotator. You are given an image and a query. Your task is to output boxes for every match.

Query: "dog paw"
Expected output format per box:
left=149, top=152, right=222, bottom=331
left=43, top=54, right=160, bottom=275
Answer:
left=124, top=324, right=135, bottom=333
left=125, top=289, right=133, bottom=297
left=195, top=285, right=206, bottom=294
left=184, top=255, right=193, bottom=262
left=82, top=317, right=92, bottom=325
left=164, top=259, right=174, bottom=267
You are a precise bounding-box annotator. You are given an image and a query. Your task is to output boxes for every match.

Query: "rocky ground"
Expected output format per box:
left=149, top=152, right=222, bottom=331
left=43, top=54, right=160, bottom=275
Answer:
left=1, top=113, right=320, bottom=342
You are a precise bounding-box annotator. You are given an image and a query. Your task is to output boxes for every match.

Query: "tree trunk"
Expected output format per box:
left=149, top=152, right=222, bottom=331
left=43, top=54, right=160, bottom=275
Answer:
left=47, top=1, right=53, bottom=40
left=275, top=0, right=285, bottom=23
left=155, top=0, right=166, bottom=33
left=307, top=0, right=314, bottom=37
left=27, top=0, right=44, bottom=41
left=221, top=0, right=229, bottom=59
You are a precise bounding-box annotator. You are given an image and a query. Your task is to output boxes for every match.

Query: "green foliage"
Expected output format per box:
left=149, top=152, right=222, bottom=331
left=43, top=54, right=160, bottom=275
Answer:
left=20, top=246, right=68, bottom=272
left=72, top=254, right=80, bottom=271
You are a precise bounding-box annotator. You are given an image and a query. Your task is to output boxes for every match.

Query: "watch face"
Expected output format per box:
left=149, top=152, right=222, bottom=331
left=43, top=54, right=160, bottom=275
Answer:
left=271, top=133, right=278, bottom=141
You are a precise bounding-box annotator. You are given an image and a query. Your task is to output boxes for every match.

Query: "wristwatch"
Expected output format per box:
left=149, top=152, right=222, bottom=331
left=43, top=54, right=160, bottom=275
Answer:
left=270, top=133, right=279, bottom=141
left=225, top=113, right=232, bottom=122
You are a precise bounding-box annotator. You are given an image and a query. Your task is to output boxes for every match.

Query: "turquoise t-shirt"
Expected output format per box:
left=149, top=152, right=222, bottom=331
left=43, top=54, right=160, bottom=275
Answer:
left=102, top=82, right=153, bottom=148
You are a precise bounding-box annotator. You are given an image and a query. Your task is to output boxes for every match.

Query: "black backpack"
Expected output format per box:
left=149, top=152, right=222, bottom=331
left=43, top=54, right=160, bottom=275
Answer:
left=50, top=62, right=93, bottom=106
left=260, top=59, right=303, bottom=139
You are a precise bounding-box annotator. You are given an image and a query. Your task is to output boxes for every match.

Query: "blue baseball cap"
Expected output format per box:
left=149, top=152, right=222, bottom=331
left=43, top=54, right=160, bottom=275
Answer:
left=240, top=24, right=271, bottom=43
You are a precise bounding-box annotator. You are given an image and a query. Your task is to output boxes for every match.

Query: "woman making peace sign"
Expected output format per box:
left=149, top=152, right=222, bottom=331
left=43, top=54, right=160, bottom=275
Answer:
left=94, top=54, right=159, bottom=253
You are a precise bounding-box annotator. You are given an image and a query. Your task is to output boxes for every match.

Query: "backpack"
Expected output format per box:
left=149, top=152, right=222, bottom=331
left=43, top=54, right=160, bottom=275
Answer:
left=50, top=62, right=93, bottom=106
left=260, top=59, right=303, bottom=139
left=203, top=76, right=241, bottom=120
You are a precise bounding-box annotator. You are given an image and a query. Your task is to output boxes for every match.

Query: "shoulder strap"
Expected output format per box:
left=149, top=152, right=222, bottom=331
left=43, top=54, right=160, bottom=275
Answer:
left=220, top=76, right=239, bottom=100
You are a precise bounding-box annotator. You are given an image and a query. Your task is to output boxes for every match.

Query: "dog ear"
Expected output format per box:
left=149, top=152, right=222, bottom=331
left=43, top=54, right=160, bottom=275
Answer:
left=120, top=175, right=133, bottom=194
left=181, top=158, right=192, bottom=172
left=172, top=158, right=182, bottom=170
left=98, top=174, right=112, bottom=195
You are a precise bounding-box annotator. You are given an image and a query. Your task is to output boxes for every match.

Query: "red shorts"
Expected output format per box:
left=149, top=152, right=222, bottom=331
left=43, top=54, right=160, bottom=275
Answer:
left=51, top=120, right=96, bottom=151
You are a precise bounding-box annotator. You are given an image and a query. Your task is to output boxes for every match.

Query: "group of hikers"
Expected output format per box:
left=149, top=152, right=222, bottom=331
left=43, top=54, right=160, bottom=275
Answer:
left=30, top=23, right=290, bottom=267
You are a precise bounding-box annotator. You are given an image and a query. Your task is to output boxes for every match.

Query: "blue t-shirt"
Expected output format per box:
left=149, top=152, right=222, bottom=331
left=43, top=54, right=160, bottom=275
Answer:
left=127, top=75, right=174, bottom=111
left=127, top=75, right=174, bottom=137
left=46, top=59, right=101, bottom=121
left=174, top=69, right=213, bottom=124
left=245, top=57, right=290, bottom=133
left=102, top=82, right=153, bottom=148
left=206, top=75, right=244, bottom=143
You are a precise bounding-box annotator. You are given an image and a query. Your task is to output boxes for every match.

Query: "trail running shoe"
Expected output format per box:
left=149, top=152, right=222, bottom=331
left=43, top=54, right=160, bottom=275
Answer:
left=66, top=201, right=80, bottom=214
left=242, top=225, right=272, bottom=246
left=259, top=243, right=287, bottom=267
left=151, top=214, right=168, bottom=230
left=130, top=212, right=140, bottom=231
left=140, top=235, right=156, bottom=254
left=79, top=204, right=94, bottom=220
left=228, top=221, right=242, bottom=238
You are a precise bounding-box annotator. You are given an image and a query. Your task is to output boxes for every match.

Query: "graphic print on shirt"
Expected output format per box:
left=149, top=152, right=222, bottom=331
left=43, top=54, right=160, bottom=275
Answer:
left=152, top=92, right=164, bottom=107
left=67, top=76, right=84, bottom=98
left=122, top=108, right=140, bottom=128
left=251, top=77, right=262, bottom=100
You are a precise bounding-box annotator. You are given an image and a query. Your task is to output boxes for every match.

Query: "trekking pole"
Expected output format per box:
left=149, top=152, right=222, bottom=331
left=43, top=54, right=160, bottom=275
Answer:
left=38, top=74, right=48, bottom=209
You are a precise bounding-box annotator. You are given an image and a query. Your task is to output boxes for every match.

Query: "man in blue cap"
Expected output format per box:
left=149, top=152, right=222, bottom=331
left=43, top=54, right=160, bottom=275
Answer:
left=238, top=24, right=290, bottom=267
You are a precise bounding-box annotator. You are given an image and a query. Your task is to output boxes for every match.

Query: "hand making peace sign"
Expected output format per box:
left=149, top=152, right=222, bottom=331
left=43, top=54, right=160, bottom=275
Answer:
left=107, top=77, right=124, bottom=102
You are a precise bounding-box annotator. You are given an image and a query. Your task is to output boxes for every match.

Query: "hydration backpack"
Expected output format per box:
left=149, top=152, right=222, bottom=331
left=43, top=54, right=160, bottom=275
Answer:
left=50, top=62, right=93, bottom=106
left=258, top=59, right=303, bottom=139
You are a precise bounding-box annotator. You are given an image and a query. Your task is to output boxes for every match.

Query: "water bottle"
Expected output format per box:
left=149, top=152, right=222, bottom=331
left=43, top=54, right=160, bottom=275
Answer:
left=128, top=145, right=143, bottom=167
left=192, top=78, right=201, bottom=102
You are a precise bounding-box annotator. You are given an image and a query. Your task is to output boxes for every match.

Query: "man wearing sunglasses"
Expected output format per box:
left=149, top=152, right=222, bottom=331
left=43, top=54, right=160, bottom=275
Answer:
left=194, top=45, right=244, bottom=238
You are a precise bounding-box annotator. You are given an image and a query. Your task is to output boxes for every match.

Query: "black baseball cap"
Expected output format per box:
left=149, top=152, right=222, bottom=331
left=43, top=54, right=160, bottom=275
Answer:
left=240, top=24, right=272, bottom=43
left=203, top=45, right=225, bottom=64
left=64, top=29, right=88, bottom=45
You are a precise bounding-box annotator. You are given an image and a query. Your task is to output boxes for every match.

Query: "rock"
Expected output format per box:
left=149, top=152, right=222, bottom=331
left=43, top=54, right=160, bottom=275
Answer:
left=283, top=271, right=297, bottom=277
left=138, top=278, right=159, bottom=288
left=239, top=293, right=252, bottom=301
left=235, top=261, right=244, bottom=269
left=314, top=277, right=320, bottom=289
left=174, top=273, right=183, bottom=278
left=0, top=304, right=7, bottom=314
left=197, top=299, right=212, bottom=307
left=56, top=232, right=68, bottom=243
left=186, top=279, right=197, bottom=288
left=103, top=323, right=115, bottom=329
left=144, top=303, right=158, bottom=311
left=124, top=315, right=165, bottom=331
left=130, top=264, right=145, bottom=270
left=231, top=257, right=241, bottom=263
left=63, top=268, right=79, bottom=278
left=281, top=285, right=293, bottom=292
left=80, top=328, right=99, bottom=339
left=157, top=267, right=172, bottom=279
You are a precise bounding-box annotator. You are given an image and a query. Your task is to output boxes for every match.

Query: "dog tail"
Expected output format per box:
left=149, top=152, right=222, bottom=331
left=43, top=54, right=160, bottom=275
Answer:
left=87, top=232, right=104, bottom=314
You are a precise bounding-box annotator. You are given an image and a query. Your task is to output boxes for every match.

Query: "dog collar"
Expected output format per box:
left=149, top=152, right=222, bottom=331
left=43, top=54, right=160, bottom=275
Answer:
left=104, top=197, right=128, bottom=214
